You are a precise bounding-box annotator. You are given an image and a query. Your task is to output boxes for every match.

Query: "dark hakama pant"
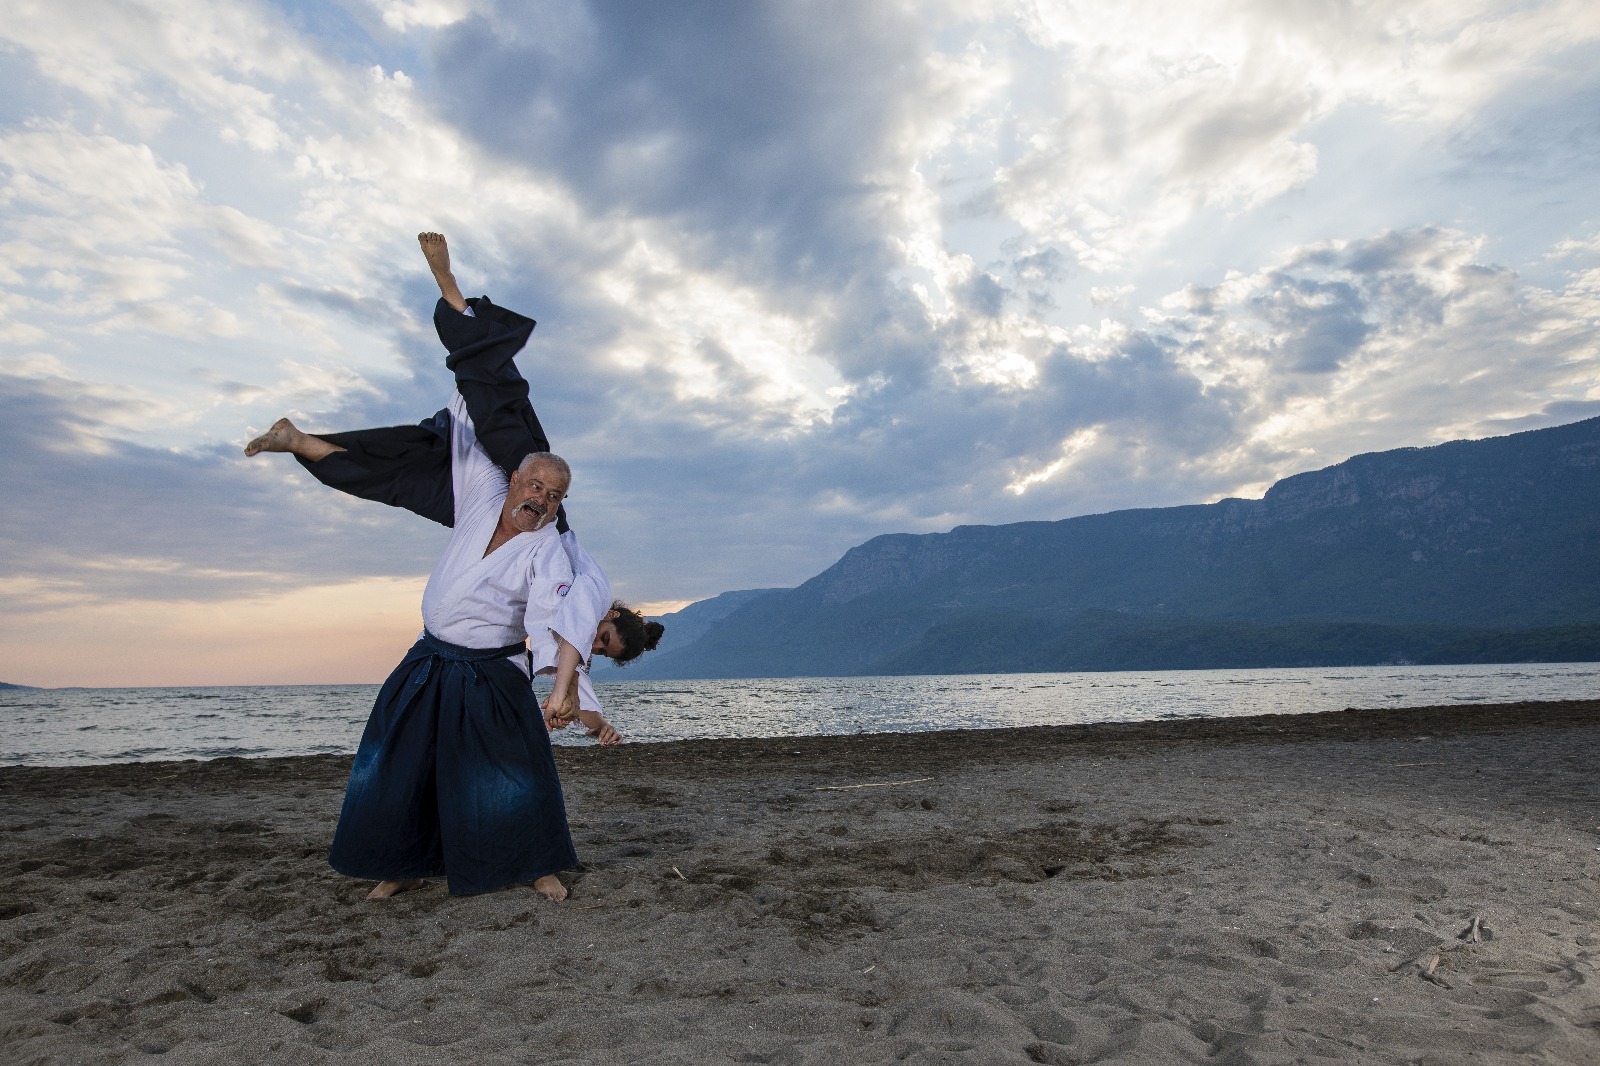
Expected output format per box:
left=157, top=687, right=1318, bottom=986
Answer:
left=328, top=632, right=577, bottom=896
left=296, top=296, right=567, bottom=531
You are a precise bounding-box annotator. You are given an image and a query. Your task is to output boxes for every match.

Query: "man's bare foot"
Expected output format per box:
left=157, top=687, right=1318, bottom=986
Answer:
left=418, top=231, right=468, bottom=312
left=244, top=417, right=344, bottom=461
left=367, top=878, right=425, bottom=900
left=533, top=874, right=568, bottom=902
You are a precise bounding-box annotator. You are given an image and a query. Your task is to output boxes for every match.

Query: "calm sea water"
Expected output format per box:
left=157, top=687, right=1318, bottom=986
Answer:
left=3, top=663, right=1597, bottom=768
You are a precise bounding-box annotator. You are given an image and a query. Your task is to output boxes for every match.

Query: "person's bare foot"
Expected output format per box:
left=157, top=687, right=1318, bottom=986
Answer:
left=418, top=231, right=467, bottom=312
left=244, top=417, right=344, bottom=461
left=533, top=874, right=568, bottom=902
left=366, top=878, right=425, bottom=900
left=244, top=417, right=301, bottom=456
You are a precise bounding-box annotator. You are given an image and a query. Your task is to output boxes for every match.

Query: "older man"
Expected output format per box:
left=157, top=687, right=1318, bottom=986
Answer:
left=326, top=388, right=584, bottom=900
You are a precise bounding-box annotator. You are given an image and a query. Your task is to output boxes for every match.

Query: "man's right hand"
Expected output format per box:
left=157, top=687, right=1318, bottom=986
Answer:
left=542, top=686, right=579, bottom=730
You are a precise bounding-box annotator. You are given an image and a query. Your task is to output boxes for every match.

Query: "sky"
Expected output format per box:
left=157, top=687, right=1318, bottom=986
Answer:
left=1, top=0, right=1597, bottom=687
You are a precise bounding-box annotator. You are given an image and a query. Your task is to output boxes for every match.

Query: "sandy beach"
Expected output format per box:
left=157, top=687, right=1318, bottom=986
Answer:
left=3, top=700, right=1598, bottom=1065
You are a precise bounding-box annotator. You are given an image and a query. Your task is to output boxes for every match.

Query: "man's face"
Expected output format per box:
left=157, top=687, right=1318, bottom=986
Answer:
left=505, top=460, right=569, bottom=532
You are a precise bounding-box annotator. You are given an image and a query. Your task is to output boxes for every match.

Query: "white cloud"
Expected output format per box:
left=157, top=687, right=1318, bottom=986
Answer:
left=369, top=0, right=480, bottom=33
left=591, top=239, right=845, bottom=425
left=1144, top=226, right=1600, bottom=479
left=930, top=0, right=1600, bottom=282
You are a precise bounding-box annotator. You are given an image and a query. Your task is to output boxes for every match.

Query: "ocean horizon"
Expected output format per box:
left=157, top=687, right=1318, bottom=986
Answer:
left=3, top=661, right=1597, bottom=769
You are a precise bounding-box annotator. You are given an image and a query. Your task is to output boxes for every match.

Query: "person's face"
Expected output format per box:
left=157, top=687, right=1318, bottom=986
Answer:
left=505, top=460, right=568, bottom=532
left=590, top=612, right=623, bottom=660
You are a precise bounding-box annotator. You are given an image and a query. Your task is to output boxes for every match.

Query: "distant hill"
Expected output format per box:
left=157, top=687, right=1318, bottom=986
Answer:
left=877, top=611, right=1600, bottom=674
left=0, top=682, right=38, bottom=690
left=624, top=416, right=1600, bottom=679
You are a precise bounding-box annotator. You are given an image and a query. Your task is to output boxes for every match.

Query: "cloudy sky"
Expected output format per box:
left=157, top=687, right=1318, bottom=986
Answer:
left=2, top=0, right=1597, bottom=686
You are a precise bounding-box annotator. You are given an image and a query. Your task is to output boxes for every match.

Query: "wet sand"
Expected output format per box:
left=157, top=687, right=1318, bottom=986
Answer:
left=3, top=700, right=1598, bottom=1065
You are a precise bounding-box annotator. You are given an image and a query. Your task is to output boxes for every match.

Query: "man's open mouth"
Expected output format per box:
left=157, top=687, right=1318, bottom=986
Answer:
left=513, top=501, right=545, bottom=521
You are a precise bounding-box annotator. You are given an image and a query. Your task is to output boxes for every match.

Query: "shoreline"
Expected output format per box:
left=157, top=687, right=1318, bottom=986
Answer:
left=4, top=699, right=1598, bottom=1064
left=4, top=697, right=1598, bottom=779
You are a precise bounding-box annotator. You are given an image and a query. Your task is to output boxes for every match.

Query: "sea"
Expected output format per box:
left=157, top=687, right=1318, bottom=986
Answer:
left=3, top=662, right=1597, bottom=768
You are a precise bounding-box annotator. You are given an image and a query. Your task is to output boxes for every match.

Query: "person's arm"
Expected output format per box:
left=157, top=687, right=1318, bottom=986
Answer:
left=574, top=667, right=603, bottom=715
left=574, top=708, right=622, bottom=745
left=540, top=634, right=583, bottom=728
left=521, top=541, right=580, bottom=725
left=550, top=532, right=614, bottom=693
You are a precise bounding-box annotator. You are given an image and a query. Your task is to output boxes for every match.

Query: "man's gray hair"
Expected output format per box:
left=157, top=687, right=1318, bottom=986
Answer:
left=518, top=451, right=571, bottom=484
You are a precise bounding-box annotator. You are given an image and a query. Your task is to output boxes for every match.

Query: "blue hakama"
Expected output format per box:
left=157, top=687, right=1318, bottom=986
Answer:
left=329, top=632, right=577, bottom=896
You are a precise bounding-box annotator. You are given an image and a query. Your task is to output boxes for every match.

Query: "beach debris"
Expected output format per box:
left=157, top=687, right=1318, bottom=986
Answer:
left=1418, top=953, right=1452, bottom=987
left=671, top=866, right=687, bottom=881
left=814, top=777, right=934, bottom=792
left=1393, top=761, right=1447, bottom=768
left=1458, top=915, right=1483, bottom=943
left=862, top=965, right=875, bottom=974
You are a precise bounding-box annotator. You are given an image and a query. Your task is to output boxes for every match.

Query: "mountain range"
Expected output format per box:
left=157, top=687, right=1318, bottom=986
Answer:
left=605, top=416, right=1600, bottom=679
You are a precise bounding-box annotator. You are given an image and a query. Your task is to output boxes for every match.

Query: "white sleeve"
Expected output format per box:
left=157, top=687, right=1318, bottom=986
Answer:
left=520, top=541, right=576, bottom=648
left=551, top=530, right=615, bottom=655
left=446, top=389, right=506, bottom=523
left=575, top=667, right=603, bottom=715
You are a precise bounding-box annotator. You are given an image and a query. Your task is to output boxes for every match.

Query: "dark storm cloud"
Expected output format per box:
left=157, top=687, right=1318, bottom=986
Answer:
left=1173, top=229, right=1502, bottom=382
left=559, top=329, right=1253, bottom=600
left=959, top=271, right=1007, bottom=317
left=574, top=318, right=1245, bottom=544
left=1246, top=274, right=1371, bottom=373
left=0, top=371, right=448, bottom=607
left=428, top=0, right=934, bottom=289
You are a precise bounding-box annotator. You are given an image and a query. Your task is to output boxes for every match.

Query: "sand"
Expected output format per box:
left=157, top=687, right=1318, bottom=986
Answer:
left=2, top=700, right=1598, bottom=1065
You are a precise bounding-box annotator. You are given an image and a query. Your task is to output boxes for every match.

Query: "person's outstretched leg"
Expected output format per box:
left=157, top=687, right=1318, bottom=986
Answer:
left=420, top=232, right=571, bottom=531
left=246, top=411, right=457, bottom=528
left=244, top=418, right=344, bottom=461
left=419, top=232, right=550, bottom=471
left=243, top=233, right=563, bottom=532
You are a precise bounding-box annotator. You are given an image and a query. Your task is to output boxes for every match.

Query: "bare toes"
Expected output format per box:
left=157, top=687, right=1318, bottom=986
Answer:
left=366, top=878, right=425, bottom=900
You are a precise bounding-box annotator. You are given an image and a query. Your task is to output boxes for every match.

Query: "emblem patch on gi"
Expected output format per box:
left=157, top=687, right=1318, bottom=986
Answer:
left=556, top=583, right=570, bottom=597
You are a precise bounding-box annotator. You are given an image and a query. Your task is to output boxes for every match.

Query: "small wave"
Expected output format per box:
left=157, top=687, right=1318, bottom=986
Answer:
left=185, top=746, right=272, bottom=759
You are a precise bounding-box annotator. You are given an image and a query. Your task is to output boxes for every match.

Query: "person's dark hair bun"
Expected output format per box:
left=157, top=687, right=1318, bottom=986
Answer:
left=607, top=601, right=665, bottom=664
